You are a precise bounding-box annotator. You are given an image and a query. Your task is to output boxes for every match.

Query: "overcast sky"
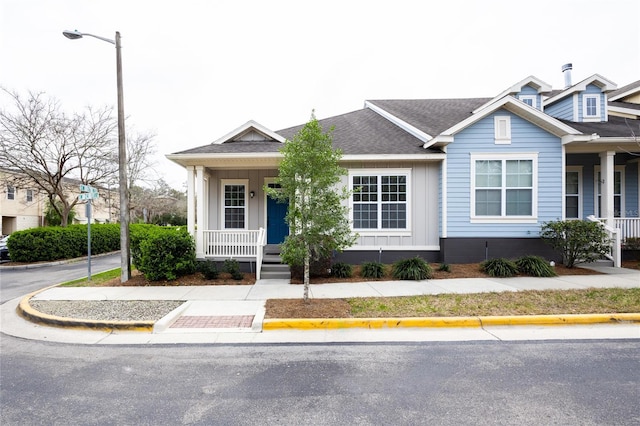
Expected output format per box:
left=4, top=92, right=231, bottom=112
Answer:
left=2, top=0, right=639, bottom=189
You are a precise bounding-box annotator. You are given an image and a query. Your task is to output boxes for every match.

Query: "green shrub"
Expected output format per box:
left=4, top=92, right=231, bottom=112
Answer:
left=623, top=237, right=640, bottom=250
left=481, top=258, right=519, bottom=277
left=197, top=261, right=219, bottom=280
left=361, top=261, right=385, bottom=279
left=438, top=263, right=451, bottom=273
left=392, top=257, right=432, bottom=280
left=135, top=227, right=196, bottom=281
left=515, top=255, right=557, bottom=277
left=6, top=224, right=120, bottom=262
left=541, top=220, right=610, bottom=268
left=223, top=259, right=243, bottom=280
left=331, top=262, right=353, bottom=278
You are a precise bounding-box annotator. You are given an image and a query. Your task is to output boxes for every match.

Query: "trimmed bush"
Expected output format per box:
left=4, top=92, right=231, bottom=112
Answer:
left=135, top=227, right=196, bottom=281
left=516, top=255, right=557, bottom=277
left=541, top=220, right=610, bottom=268
left=197, top=261, right=219, bottom=280
left=361, top=261, right=385, bottom=279
left=392, top=257, right=432, bottom=280
left=481, top=258, right=519, bottom=277
left=223, top=259, right=244, bottom=280
left=331, top=262, right=353, bottom=278
left=6, top=224, right=120, bottom=262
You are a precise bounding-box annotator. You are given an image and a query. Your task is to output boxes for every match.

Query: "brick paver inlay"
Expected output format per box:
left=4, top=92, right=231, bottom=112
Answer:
left=170, top=315, right=255, bottom=329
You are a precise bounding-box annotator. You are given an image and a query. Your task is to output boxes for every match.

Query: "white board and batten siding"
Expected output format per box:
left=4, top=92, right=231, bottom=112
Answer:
left=343, top=161, right=440, bottom=251
left=445, top=110, right=564, bottom=238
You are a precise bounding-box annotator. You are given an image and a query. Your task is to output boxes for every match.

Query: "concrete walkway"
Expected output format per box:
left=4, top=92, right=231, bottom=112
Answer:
left=2, top=265, right=639, bottom=345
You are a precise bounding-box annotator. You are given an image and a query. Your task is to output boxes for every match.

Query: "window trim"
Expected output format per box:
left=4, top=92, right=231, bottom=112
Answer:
left=220, top=179, right=248, bottom=230
left=470, top=153, right=538, bottom=223
left=494, top=116, right=511, bottom=144
left=582, top=94, right=600, bottom=121
left=349, top=168, right=411, bottom=235
left=565, top=167, right=582, bottom=220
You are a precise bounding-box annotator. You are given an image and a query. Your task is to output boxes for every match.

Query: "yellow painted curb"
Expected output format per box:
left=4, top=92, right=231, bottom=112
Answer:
left=16, top=289, right=154, bottom=333
left=263, top=313, right=640, bottom=330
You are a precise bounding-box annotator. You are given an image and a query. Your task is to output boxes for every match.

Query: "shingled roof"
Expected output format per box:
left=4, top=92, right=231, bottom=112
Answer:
left=366, top=98, right=491, bottom=137
left=277, top=108, right=438, bottom=155
left=559, top=115, right=640, bottom=138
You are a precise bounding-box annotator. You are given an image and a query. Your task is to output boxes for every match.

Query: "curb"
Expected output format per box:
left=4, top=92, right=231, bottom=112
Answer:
left=262, top=313, right=640, bottom=330
left=16, top=288, right=154, bottom=333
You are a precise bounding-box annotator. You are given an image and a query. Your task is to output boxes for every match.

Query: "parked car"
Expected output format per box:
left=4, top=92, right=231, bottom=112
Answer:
left=0, top=235, right=10, bottom=261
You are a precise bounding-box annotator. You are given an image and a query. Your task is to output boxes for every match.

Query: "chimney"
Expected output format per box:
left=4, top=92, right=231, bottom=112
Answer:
left=561, top=63, right=573, bottom=88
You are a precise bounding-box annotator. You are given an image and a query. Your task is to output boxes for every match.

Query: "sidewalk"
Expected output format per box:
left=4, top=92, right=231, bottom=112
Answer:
left=2, top=265, right=639, bottom=345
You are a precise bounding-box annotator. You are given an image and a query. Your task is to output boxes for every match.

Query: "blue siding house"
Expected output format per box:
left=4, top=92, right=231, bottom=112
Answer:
left=168, top=69, right=640, bottom=274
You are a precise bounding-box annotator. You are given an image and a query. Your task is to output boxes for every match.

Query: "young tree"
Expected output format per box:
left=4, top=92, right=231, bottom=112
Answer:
left=0, top=89, right=117, bottom=226
left=267, top=113, right=357, bottom=302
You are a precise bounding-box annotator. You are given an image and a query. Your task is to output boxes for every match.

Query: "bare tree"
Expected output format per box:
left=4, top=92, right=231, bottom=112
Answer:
left=130, top=179, right=186, bottom=224
left=0, top=89, right=117, bottom=226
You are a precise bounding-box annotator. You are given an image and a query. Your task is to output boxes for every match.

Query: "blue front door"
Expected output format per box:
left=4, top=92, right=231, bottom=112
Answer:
left=267, top=196, right=288, bottom=244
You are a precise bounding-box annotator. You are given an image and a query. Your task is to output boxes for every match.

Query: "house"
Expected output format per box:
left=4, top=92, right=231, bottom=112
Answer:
left=166, top=67, right=640, bottom=275
left=0, top=168, right=114, bottom=234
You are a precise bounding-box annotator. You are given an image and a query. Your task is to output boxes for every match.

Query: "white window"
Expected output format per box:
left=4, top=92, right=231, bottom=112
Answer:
left=596, top=168, right=624, bottom=217
left=26, top=189, right=33, bottom=203
left=519, top=95, right=536, bottom=108
left=221, top=180, right=248, bottom=229
left=351, top=170, right=410, bottom=231
left=494, top=116, right=511, bottom=144
left=7, top=186, right=15, bottom=200
left=583, top=94, right=600, bottom=119
left=565, top=168, right=582, bottom=219
left=471, top=153, right=538, bottom=222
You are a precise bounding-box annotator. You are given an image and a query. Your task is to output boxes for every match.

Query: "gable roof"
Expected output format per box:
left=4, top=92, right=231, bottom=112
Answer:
left=471, top=76, right=552, bottom=113
left=543, top=74, right=618, bottom=107
left=212, top=120, right=285, bottom=144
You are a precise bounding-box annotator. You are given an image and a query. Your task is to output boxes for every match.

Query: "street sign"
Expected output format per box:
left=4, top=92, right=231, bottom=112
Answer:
left=78, top=193, right=99, bottom=200
left=79, top=184, right=99, bottom=194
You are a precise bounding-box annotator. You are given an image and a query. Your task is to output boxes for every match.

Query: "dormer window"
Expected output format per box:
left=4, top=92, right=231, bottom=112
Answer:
left=494, top=116, right=511, bottom=144
left=519, top=95, right=536, bottom=108
left=583, top=94, right=600, bottom=120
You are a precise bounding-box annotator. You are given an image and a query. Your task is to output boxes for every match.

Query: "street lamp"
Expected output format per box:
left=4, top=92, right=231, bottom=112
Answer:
left=63, top=29, right=131, bottom=283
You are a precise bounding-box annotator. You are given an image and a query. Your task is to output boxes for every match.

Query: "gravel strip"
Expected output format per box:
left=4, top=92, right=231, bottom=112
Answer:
left=29, top=300, right=185, bottom=321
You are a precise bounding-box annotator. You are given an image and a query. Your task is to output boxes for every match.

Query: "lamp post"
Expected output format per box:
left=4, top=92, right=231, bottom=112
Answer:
left=63, top=30, right=131, bottom=283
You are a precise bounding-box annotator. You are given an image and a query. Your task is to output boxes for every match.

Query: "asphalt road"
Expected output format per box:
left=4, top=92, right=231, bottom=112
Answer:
left=0, top=253, right=120, bottom=303
left=1, top=336, right=639, bottom=425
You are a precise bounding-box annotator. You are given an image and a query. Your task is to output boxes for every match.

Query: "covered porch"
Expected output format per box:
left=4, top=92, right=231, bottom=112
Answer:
left=565, top=140, right=640, bottom=266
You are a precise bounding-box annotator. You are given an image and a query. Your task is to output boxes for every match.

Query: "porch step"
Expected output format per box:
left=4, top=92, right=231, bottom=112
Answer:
left=261, top=250, right=290, bottom=280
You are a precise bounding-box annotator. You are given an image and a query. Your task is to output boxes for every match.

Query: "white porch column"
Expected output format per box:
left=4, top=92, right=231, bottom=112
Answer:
left=195, top=166, right=206, bottom=258
left=186, top=166, right=195, bottom=236
left=600, top=151, right=615, bottom=227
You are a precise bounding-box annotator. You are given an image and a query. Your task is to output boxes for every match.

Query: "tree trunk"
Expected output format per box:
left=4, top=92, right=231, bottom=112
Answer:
left=303, top=250, right=310, bottom=303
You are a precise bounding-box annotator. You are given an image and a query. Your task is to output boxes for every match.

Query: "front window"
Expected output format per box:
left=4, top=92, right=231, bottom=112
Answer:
left=597, top=170, right=623, bottom=217
left=352, top=171, right=409, bottom=230
left=7, top=186, right=15, bottom=200
left=472, top=155, right=537, bottom=220
left=565, top=169, right=581, bottom=219
left=26, top=189, right=33, bottom=203
left=222, top=181, right=247, bottom=229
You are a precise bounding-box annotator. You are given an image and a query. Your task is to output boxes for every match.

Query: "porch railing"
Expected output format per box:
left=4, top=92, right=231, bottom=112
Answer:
left=587, top=216, right=621, bottom=267
left=611, top=218, right=640, bottom=243
left=202, top=228, right=266, bottom=279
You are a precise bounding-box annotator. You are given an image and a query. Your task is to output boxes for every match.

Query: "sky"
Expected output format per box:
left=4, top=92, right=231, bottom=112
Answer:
left=2, top=0, right=639, bottom=190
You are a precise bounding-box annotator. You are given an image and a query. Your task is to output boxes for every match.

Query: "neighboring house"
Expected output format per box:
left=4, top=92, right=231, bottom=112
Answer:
left=167, top=69, right=640, bottom=273
left=0, top=169, right=114, bottom=234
